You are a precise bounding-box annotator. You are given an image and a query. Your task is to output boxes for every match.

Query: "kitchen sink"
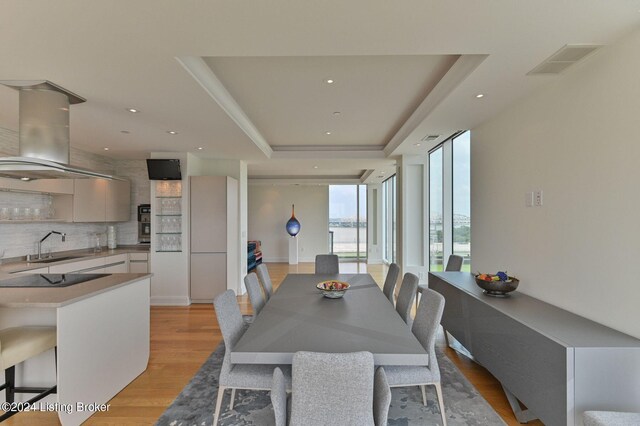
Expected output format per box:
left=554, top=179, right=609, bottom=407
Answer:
left=30, top=255, right=86, bottom=264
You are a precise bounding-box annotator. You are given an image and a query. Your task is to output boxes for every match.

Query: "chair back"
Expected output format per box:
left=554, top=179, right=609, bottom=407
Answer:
left=315, top=254, right=339, bottom=274
left=382, top=263, right=400, bottom=303
left=290, top=351, right=375, bottom=426
left=395, top=272, right=419, bottom=324
left=412, top=289, right=445, bottom=368
left=244, top=272, right=266, bottom=316
left=213, top=290, right=245, bottom=350
left=445, top=254, right=464, bottom=271
left=256, top=264, right=273, bottom=300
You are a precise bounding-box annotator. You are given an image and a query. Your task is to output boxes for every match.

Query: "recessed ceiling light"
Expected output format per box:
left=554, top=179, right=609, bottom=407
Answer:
left=414, top=142, right=421, bottom=147
left=313, top=165, right=319, bottom=169
left=333, top=111, right=341, bottom=116
left=325, top=131, right=332, bottom=135
left=198, top=147, right=203, bottom=150
left=475, top=94, right=485, bottom=98
left=20, top=177, right=30, bottom=181
left=103, top=147, right=109, bottom=151
left=167, top=130, right=178, bottom=135
left=325, top=79, right=334, bottom=84
left=127, top=108, right=139, bottom=113
left=381, top=172, right=385, bottom=175
left=120, top=130, right=130, bottom=134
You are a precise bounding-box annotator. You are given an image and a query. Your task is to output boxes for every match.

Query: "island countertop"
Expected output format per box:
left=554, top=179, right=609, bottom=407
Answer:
left=0, top=272, right=152, bottom=308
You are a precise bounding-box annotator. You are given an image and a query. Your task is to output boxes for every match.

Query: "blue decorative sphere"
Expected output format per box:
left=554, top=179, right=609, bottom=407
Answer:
left=286, top=204, right=301, bottom=237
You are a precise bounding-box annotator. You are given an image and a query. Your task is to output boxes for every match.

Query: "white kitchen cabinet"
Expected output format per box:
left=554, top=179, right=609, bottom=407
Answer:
left=189, top=176, right=239, bottom=302
left=73, top=179, right=131, bottom=223
left=106, top=180, right=131, bottom=222
left=104, top=254, right=129, bottom=273
left=129, top=252, right=149, bottom=273
left=73, top=179, right=107, bottom=222
left=49, top=257, right=105, bottom=274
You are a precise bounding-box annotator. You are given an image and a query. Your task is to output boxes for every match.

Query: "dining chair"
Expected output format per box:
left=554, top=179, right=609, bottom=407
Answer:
left=213, top=290, right=292, bottom=425
left=244, top=272, right=266, bottom=319
left=417, top=254, right=463, bottom=310
left=0, top=326, right=57, bottom=422
left=382, top=262, right=400, bottom=304
left=271, top=351, right=391, bottom=426
left=255, top=263, right=273, bottom=301
left=315, top=254, right=339, bottom=274
left=396, top=272, right=419, bottom=325
left=384, top=289, right=447, bottom=426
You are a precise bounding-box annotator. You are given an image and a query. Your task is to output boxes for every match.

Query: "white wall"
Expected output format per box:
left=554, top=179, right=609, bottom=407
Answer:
left=248, top=184, right=329, bottom=262
left=471, top=28, right=640, bottom=339
left=367, top=184, right=383, bottom=264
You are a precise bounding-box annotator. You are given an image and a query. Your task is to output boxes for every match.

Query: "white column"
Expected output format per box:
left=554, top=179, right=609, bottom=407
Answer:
left=367, top=184, right=383, bottom=264
left=398, top=155, right=429, bottom=284
left=289, top=236, right=299, bottom=264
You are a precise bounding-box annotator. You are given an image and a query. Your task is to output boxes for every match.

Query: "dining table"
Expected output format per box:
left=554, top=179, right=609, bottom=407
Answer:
left=231, top=273, right=428, bottom=365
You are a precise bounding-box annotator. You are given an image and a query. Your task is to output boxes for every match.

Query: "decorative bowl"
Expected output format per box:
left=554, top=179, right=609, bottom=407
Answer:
left=474, top=275, right=519, bottom=297
left=316, top=280, right=350, bottom=299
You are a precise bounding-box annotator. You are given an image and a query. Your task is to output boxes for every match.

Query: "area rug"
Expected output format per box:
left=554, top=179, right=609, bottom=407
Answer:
left=156, top=342, right=505, bottom=426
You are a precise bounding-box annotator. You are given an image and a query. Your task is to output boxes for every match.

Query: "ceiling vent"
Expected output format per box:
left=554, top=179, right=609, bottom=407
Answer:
left=528, top=44, right=602, bottom=75
left=421, top=134, right=440, bottom=142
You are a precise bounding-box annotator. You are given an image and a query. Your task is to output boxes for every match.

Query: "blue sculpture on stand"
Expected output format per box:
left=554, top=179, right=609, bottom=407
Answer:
left=286, top=204, right=301, bottom=236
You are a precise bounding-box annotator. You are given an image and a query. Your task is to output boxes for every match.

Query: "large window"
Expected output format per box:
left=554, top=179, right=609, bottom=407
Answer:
left=329, top=185, right=367, bottom=260
left=381, top=175, right=396, bottom=264
left=453, top=131, right=471, bottom=270
left=429, top=131, right=471, bottom=271
left=429, top=147, right=444, bottom=271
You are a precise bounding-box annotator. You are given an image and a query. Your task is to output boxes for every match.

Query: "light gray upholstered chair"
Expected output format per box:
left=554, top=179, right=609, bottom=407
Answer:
left=382, top=262, right=400, bottom=304
left=385, top=289, right=447, bottom=426
left=417, top=254, right=463, bottom=308
left=213, top=290, right=291, bottom=425
left=271, top=351, right=391, bottom=426
left=255, top=263, right=273, bottom=301
left=244, top=272, right=266, bottom=319
left=0, top=326, right=57, bottom=422
left=315, top=254, right=339, bottom=275
left=396, top=272, right=419, bottom=325
left=583, top=411, right=640, bottom=426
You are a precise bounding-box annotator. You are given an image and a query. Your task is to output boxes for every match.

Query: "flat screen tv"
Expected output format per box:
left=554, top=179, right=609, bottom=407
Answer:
left=146, top=159, right=182, bottom=180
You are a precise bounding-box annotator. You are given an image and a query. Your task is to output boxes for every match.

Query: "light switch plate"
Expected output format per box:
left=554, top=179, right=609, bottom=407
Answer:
left=535, top=190, right=543, bottom=206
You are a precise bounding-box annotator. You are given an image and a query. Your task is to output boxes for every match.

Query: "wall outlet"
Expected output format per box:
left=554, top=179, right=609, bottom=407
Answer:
left=535, top=190, right=543, bottom=206
left=525, top=192, right=534, bottom=207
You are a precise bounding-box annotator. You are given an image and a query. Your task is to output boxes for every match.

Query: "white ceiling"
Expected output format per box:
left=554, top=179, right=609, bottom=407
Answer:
left=0, top=1, right=638, bottom=181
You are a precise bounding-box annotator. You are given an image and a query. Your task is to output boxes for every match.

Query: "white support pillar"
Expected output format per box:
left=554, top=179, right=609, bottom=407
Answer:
left=367, top=183, right=383, bottom=264
left=398, top=155, right=429, bottom=284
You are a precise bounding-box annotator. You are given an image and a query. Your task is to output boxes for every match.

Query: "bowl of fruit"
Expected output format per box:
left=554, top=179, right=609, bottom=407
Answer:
left=474, top=271, right=519, bottom=297
left=316, top=280, right=351, bottom=299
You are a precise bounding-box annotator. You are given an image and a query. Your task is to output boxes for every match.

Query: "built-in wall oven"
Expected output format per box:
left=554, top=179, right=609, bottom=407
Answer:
left=138, top=204, right=151, bottom=244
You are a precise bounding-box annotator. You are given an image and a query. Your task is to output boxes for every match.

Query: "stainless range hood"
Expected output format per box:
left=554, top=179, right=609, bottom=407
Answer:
left=0, top=80, right=122, bottom=180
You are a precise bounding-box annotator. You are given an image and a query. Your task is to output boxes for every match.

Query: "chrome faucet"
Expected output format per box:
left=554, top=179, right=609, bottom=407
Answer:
left=38, top=230, right=66, bottom=259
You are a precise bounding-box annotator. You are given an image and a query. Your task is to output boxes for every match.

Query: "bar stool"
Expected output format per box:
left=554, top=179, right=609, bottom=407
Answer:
left=0, top=326, right=57, bottom=421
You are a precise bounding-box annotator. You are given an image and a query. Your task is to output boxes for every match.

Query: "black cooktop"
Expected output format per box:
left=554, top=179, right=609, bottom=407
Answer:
left=0, top=274, right=111, bottom=288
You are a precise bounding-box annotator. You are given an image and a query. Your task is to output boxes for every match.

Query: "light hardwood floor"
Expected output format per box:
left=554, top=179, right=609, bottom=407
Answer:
left=4, top=262, right=542, bottom=425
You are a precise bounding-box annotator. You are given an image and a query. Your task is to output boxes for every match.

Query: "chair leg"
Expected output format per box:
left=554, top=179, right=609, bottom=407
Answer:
left=434, top=382, right=447, bottom=426
left=213, top=386, right=226, bottom=426
left=229, top=388, right=236, bottom=410
left=5, top=366, right=15, bottom=403
left=420, top=384, right=427, bottom=406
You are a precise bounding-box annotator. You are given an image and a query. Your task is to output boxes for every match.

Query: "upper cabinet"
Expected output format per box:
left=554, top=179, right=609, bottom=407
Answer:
left=73, top=179, right=131, bottom=223
left=0, top=177, right=131, bottom=223
left=105, top=180, right=131, bottom=222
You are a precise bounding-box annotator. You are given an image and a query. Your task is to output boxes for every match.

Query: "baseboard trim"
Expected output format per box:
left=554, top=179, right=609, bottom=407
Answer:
left=263, top=257, right=317, bottom=263
left=151, top=296, right=191, bottom=306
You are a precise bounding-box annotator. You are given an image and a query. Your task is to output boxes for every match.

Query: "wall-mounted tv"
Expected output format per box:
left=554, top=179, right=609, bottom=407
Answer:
left=146, top=159, right=182, bottom=180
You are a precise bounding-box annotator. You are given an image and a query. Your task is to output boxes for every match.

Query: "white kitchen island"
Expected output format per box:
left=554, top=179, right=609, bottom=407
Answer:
left=0, top=273, right=151, bottom=425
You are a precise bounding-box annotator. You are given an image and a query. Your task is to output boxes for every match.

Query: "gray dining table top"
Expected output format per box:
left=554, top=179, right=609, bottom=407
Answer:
left=231, top=273, right=429, bottom=365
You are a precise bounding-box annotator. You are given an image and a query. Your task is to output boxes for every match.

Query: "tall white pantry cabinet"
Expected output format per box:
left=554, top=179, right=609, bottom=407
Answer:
left=189, top=176, right=239, bottom=302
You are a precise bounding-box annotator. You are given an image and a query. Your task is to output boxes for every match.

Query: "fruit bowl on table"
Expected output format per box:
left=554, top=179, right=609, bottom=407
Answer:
left=316, top=280, right=350, bottom=299
left=474, top=272, right=519, bottom=297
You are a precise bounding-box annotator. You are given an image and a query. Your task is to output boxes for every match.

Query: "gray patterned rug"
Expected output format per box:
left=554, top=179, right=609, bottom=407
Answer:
left=156, top=342, right=505, bottom=426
